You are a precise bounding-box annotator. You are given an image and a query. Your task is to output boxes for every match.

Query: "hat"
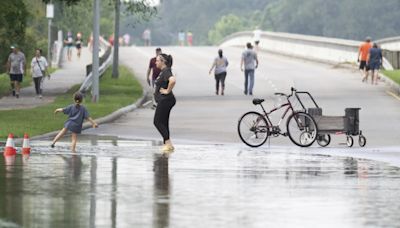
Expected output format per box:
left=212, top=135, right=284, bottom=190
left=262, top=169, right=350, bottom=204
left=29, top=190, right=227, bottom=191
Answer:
left=10, top=44, right=18, bottom=49
left=365, top=36, right=372, bottom=41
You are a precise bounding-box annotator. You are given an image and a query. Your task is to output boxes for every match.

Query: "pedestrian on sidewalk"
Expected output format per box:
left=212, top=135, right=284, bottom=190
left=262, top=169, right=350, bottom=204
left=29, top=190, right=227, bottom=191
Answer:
left=209, top=49, right=229, bottom=95
left=75, top=32, right=83, bottom=59
left=358, top=37, right=372, bottom=83
left=240, top=42, right=258, bottom=95
left=367, top=43, right=383, bottom=85
left=51, top=92, right=98, bottom=152
left=147, top=47, right=162, bottom=108
left=154, top=53, right=176, bottom=153
left=64, top=31, right=74, bottom=61
left=31, top=48, right=50, bottom=99
left=6, top=44, right=26, bottom=99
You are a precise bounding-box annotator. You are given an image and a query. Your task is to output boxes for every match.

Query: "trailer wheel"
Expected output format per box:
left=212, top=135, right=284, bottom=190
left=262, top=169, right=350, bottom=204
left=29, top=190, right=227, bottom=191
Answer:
left=346, top=135, right=354, bottom=147
left=317, top=134, right=331, bottom=147
left=359, top=135, right=366, bottom=147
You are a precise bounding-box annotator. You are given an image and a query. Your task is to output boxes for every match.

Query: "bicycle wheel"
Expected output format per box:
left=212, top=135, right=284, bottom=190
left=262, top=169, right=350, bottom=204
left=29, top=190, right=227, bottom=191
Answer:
left=286, top=112, right=318, bottom=147
left=238, top=111, right=269, bottom=147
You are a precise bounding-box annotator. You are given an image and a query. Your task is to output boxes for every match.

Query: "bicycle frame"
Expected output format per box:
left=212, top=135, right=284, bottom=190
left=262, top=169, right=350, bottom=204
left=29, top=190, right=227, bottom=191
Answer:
left=256, top=89, right=315, bottom=134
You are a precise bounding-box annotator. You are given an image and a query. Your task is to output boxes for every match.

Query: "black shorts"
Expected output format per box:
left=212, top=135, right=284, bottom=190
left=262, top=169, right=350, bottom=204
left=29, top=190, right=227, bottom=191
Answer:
left=10, top=74, right=23, bottom=82
left=359, top=61, right=370, bottom=71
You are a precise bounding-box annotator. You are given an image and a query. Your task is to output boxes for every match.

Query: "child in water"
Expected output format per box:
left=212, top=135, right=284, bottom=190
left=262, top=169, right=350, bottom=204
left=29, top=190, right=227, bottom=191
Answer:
left=51, top=92, right=98, bottom=152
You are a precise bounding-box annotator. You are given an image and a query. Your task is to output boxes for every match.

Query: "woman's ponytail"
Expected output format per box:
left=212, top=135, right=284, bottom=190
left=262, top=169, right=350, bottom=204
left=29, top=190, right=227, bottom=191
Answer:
left=160, top=53, right=173, bottom=68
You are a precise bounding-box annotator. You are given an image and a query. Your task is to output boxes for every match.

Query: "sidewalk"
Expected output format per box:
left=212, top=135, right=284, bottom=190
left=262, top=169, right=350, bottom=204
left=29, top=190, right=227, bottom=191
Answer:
left=0, top=48, right=91, bottom=110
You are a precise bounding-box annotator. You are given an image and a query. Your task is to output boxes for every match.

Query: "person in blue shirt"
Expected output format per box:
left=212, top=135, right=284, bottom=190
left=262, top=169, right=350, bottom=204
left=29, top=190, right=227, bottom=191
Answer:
left=367, top=43, right=383, bottom=85
left=51, top=92, right=98, bottom=152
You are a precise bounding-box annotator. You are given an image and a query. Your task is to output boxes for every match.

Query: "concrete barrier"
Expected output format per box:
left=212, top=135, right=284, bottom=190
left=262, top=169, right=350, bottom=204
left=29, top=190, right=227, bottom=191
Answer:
left=220, top=31, right=394, bottom=70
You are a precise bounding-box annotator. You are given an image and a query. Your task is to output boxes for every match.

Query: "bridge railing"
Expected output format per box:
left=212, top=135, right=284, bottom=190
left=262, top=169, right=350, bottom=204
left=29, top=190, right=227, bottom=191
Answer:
left=220, top=31, right=397, bottom=70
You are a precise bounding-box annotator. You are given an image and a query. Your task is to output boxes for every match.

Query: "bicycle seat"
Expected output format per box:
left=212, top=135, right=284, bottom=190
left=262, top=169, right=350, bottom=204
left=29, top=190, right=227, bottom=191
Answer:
left=252, top=98, right=265, bottom=105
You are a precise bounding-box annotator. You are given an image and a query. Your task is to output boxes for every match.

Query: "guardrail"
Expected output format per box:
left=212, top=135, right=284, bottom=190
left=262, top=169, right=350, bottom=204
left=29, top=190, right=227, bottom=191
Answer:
left=79, top=36, right=113, bottom=94
left=220, top=31, right=396, bottom=70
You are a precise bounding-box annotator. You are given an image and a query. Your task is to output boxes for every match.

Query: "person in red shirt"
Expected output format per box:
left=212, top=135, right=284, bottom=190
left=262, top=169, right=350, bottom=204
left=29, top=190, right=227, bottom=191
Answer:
left=147, top=48, right=162, bottom=107
left=358, top=37, right=372, bottom=82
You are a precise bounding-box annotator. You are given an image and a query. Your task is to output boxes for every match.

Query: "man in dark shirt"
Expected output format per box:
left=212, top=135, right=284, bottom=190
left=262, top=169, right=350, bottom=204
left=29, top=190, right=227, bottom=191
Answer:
left=147, top=48, right=162, bottom=108
left=147, top=47, right=162, bottom=86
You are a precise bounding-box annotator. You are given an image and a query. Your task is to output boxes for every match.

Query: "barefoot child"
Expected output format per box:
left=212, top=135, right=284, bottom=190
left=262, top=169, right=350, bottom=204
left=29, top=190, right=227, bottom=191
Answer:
left=51, top=92, right=98, bottom=152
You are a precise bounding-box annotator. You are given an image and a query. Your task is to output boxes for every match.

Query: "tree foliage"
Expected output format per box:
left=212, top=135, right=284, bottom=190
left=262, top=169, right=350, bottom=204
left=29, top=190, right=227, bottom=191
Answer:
left=0, top=0, right=28, bottom=72
left=208, top=14, right=245, bottom=44
left=137, top=0, right=400, bottom=45
left=258, top=0, right=400, bottom=41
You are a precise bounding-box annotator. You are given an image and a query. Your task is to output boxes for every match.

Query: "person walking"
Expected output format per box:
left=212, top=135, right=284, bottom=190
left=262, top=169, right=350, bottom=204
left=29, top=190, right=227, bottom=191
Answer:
left=209, top=49, right=229, bottom=95
left=143, top=29, right=151, bottom=46
left=75, top=32, right=83, bottom=59
left=51, top=92, right=98, bottom=152
left=240, top=42, right=258, bottom=95
left=253, top=27, right=262, bottom=52
left=367, top=43, right=383, bottom=85
left=358, top=37, right=372, bottom=83
left=153, top=53, right=176, bottom=153
left=7, top=44, right=26, bottom=99
left=147, top=48, right=162, bottom=108
left=31, top=48, right=50, bottom=99
left=64, top=31, right=74, bottom=61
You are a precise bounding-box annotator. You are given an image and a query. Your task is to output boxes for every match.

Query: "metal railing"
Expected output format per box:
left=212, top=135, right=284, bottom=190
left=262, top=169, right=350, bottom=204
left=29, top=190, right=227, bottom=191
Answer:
left=79, top=36, right=113, bottom=94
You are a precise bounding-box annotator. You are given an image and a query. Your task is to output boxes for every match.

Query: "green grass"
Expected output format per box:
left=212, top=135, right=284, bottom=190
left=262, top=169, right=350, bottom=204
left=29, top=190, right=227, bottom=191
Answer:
left=382, top=70, right=400, bottom=85
left=0, top=67, right=57, bottom=97
left=0, top=66, right=142, bottom=139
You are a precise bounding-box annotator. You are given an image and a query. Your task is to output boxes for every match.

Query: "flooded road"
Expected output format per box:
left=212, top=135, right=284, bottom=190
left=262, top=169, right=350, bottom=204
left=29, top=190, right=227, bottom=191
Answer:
left=1, top=136, right=400, bottom=228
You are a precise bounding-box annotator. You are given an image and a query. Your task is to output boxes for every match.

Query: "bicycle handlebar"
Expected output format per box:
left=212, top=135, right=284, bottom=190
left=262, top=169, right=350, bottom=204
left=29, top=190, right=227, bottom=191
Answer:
left=274, top=87, right=297, bottom=98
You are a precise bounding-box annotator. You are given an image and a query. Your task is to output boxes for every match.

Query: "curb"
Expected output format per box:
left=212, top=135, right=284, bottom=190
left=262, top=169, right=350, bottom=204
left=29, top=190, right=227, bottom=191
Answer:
left=378, top=72, right=400, bottom=95
left=30, top=90, right=151, bottom=142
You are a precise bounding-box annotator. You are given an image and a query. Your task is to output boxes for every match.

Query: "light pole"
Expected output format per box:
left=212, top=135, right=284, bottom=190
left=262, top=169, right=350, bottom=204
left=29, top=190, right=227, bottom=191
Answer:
left=112, top=0, right=121, bottom=78
left=92, top=0, right=100, bottom=102
left=46, top=3, right=54, bottom=67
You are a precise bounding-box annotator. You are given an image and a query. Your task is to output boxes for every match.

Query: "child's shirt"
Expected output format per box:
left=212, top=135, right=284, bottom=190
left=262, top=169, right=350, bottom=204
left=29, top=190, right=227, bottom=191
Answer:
left=63, top=104, right=90, bottom=133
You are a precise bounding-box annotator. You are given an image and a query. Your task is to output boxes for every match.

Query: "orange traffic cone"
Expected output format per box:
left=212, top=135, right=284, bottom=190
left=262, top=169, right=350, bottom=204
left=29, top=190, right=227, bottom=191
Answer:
left=3, top=133, right=16, bottom=156
left=22, top=133, right=31, bottom=155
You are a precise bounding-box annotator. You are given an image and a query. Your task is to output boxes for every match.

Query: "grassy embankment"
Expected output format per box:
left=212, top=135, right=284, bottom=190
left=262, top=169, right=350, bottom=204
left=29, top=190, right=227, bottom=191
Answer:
left=0, top=66, right=142, bottom=139
left=382, top=70, right=400, bottom=85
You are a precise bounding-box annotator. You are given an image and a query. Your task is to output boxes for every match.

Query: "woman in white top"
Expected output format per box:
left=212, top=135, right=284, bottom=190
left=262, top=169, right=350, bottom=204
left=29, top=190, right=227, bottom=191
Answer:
left=209, top=49, right=229, bottom=95
left=31, top=49, right=49, bottom=98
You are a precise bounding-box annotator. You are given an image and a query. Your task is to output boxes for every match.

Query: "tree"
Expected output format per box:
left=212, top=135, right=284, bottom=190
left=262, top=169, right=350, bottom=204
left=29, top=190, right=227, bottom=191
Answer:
left=208, top=14, right=245, bottom=44
left=112, top=0, right=156, bottom=78
left=0, top=0, right=28, bottom=72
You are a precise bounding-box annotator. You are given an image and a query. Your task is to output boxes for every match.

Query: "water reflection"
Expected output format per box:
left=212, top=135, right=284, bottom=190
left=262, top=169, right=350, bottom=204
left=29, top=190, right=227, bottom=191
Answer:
left=153, top=154, right=170, bottom=228
left=1, top=140, right=400, bottom=227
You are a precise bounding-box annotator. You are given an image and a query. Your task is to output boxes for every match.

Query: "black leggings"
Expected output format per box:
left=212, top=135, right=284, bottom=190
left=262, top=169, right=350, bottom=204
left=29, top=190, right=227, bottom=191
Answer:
left=33, top=77, right=43, bottom=95
left=154, top=97, right=176, bottom=143
left=215, top=72, right=226, bottom=92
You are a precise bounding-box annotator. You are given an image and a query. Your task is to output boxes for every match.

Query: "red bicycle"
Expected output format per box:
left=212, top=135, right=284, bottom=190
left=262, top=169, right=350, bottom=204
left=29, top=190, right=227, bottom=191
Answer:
left=238, top=87, right=318, bottom=147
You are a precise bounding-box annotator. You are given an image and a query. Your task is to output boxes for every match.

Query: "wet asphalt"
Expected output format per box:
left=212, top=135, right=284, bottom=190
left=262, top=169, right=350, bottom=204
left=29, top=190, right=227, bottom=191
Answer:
left=1, top=136, right=400, bottom=228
